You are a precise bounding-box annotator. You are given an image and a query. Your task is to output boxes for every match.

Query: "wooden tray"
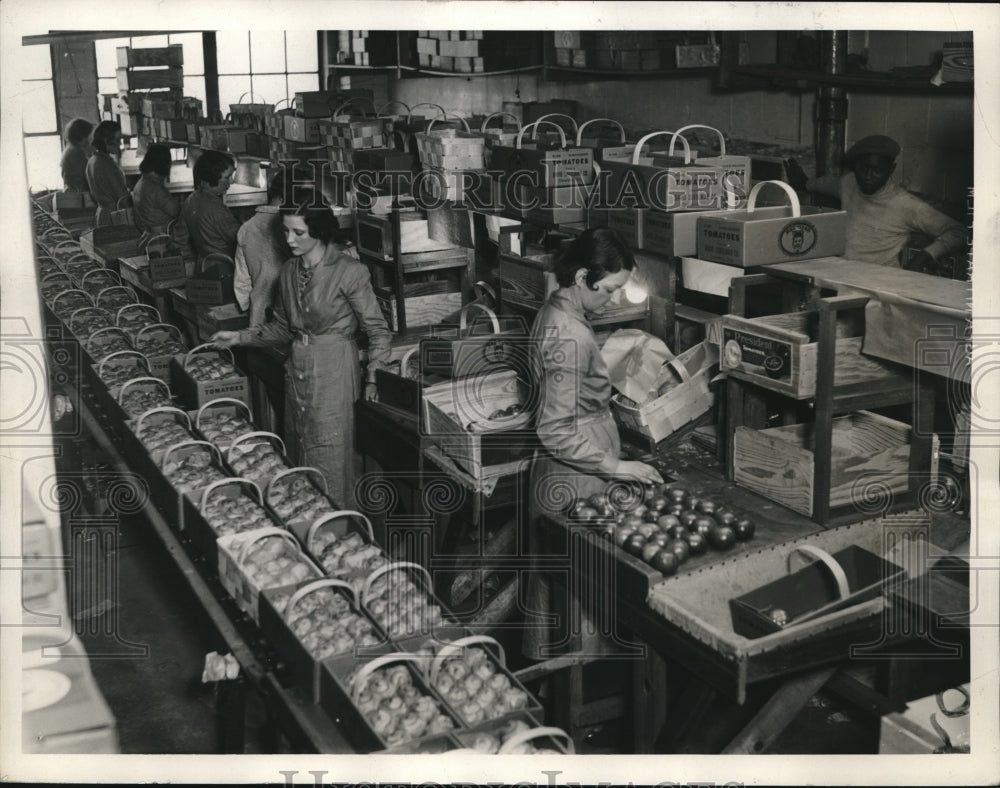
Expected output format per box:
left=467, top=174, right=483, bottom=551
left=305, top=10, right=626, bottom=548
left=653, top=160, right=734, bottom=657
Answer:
left=645, top=515, right=918, bottom=703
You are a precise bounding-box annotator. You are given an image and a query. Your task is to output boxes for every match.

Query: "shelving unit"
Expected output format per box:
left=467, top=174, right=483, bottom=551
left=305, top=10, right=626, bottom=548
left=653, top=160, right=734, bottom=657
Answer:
left=323, top=30, right=733, bottom=84
left=354, top=208, right=474, bottom=335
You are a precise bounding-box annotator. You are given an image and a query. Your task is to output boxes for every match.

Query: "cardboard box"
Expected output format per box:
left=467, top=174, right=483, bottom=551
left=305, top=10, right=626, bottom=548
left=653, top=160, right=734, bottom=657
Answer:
left=680, top=256, right=747, bottom=298
left=490, top=140, right=594, bottom=188
left=170, top=348, right=251, bottom=410
left=696, top=181, right=846, bottom=267
left=417, top=37, right=439, bottom=55
left=602, top=133, right=727, bottom=213
left=514, top=181, right=590, bottom=225
left=283, top=114, right=323, bottom=143
left=439, top=39, right=479, bottom=58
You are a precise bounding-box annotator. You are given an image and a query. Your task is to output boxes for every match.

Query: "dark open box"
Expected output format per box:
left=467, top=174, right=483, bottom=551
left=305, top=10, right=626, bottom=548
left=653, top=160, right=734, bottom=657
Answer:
left=646, top=516, right=916, bottom=703
left=729, top=544, right=906, bottom=638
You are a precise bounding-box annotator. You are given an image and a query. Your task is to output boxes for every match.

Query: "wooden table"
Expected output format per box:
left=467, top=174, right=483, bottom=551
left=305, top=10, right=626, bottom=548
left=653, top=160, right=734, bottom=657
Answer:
left=765, top=257, right=971, bottom=383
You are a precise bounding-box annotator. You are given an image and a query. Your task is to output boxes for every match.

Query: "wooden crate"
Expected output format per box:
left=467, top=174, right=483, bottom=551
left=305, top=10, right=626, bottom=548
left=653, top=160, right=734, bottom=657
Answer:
left=733, top=411, right=914, bottom=518
left=116, top=66, right=184, bottom=92
left=610, top=341, right=718, bottom=444
left=116, top=45, right=183, bottom=68
left=719, top=308, right=906, bottom=399
left=356, top=213, right=460, bottom=260
left=421, top=369, right=537, bottom=478
left=645, top=516, right=916, bottom=703
left=375, top=287, right=462, bottom=332
left=496, top=249, right=556, bottom=312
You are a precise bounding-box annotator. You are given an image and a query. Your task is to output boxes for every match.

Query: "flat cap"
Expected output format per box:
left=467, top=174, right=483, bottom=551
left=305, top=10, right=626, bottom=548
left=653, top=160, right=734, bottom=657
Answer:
left=846, top=135, right=901, bottom=162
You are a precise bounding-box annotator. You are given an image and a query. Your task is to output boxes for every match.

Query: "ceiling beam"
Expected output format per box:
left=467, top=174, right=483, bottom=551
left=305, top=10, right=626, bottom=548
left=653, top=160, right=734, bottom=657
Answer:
left=22, top=31, right=201, bottom=46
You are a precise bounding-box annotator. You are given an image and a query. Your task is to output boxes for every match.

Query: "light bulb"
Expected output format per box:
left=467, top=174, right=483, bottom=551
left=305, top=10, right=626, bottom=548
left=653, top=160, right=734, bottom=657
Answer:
left=624, top=278, right=647, bottom=304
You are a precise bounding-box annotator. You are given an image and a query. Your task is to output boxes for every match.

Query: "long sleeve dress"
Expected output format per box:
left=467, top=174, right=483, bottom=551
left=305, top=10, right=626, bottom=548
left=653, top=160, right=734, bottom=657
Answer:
left=238, top=243, right=392, bottom=508
left=131, top=172, right=181, bottom=243
left=180, top=188, right=241, bottom=264
left=523, top=285, right=623, bottom=660
left=85, top=152, right=129, bottom=227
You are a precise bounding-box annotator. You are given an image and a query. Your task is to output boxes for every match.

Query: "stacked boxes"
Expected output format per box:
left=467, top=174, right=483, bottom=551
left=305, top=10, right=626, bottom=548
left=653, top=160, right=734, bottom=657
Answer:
left=113, top=46, right=195, bottom=140
left=415, top=31, right=485, bottom=72
left=335, top=30, right=397, bottom=67
left=110, top=44, right=192, bottom=141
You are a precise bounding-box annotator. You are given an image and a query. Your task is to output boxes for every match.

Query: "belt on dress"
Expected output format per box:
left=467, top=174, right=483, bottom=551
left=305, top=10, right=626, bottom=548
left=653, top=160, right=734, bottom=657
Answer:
left=293, top=330, right=354, bottom=346
left=575, top=410, right=614, bottom=428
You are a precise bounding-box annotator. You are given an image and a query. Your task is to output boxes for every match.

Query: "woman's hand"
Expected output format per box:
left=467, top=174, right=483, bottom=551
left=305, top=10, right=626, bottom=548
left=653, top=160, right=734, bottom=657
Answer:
left=211, top=330, right=242, bottom=349
left=363, top=380, right=379, bottom=403
left=614, top=459, right=663, bottom=487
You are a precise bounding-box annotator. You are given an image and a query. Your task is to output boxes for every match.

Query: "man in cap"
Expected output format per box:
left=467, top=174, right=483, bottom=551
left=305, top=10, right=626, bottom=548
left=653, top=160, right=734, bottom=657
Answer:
left=786, top=135, right=966, bottom=270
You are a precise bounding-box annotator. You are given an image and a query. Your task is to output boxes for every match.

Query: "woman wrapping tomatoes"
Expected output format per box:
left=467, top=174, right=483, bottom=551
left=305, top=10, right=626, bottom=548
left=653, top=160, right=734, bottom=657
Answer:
left=523, top=228, right=662, bottom=661
left=211, top=190, right=391, bottom=508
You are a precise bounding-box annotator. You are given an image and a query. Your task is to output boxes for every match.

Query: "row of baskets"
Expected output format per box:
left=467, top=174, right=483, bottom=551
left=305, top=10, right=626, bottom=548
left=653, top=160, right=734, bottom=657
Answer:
left=32, top=200, right=566, bottom=754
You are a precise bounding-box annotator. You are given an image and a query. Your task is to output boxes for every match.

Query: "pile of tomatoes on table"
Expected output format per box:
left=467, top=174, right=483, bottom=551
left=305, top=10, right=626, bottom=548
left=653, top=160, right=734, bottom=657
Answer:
left=569, top=482, right=757, bottom=577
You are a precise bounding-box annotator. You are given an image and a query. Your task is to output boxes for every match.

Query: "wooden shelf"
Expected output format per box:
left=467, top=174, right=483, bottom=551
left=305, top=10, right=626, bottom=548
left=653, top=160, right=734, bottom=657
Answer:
left=726, top=64, right=973, bottom=95
left=541, top=65, right=717, bottom=82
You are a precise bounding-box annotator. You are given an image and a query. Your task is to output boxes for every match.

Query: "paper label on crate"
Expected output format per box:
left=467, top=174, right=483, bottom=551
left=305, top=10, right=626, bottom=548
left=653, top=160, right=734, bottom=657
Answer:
left=777, top=220, right=818, bottom=257
left=699, top=222, right=744, bottom=265
left=723, top=328, right=793, bottom=382
left=204, top=380, right=249, bottom=398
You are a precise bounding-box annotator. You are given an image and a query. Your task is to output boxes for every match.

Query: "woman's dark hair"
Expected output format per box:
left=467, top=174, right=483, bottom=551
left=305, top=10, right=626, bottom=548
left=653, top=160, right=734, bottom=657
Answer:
left=64, top=117, right=94, bottom=146
left=139, top=144, right=172, bottom=178
left=89, top=120, right=121, bottom=154
left=279, top=189, right=340, bottom=245
left=193, top=150, right=236, bottom=188
left=553, top=227, right=635, bottom=289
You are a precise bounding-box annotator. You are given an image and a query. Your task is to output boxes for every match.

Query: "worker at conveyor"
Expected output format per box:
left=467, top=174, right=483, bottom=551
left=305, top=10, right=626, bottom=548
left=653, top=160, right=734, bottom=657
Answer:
left=180, top=149, right=241, bottom=264
left=85, top=120, right=128, bottom=227
left=786, top=135, right=966, bottom=271
left=60, top=117, right=94, bottom=194
left=524, top=228, right=663, bottom=662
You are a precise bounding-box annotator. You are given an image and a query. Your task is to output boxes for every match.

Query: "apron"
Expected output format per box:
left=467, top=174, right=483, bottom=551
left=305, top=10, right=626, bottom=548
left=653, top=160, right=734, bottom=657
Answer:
left=284, top=332, right=361, bottom=509
left=523, top=410, right=622, bottom=661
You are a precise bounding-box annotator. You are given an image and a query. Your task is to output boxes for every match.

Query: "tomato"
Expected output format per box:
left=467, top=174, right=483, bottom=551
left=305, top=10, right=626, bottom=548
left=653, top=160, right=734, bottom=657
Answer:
left=648, top=532, right=670, bottom=547
left=692, top=516, right=715, bottom=537
left=641, top=542, right=663, bottom=563
left=656, top=514, right=682, bottom=531
left=686, top=532, right=707, bottom=555
left=708, top=525, right=736, bottom=550
left=666, top=503, right=686, bottom=517
left=734, top=516, right=756, bottom=541
left=623, top=514, right=645, bottom=530
left=648, top=495, right=669, bottom=513
left=572, top=505, right=598, bottom=522
left=678, top=510, right=699, bottom=528
left=713, top=510, right=737, bottom=527
left=613, top=527, right=635, bottom=547
left=666, top=486, right=688, bottom=503
left=636, top=523, right=657, bottom=538
left=643, top=486, right=656, bottom=502
left=650, top=549, right=679, bottom=576
left=644, top=508, right=661, bottom=523
left=666, top=524, right=689, bottom=541
left=683, top=495, right=699, bottom=511
left=695, top=499, right=717, bottom=515
left=666, top=538, right=690, bottom=563
left=630, top=504, right=649, bottom=519
left=624, top=533, right=648, bottom=556
left=586, top=492, right=609, bottom=510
